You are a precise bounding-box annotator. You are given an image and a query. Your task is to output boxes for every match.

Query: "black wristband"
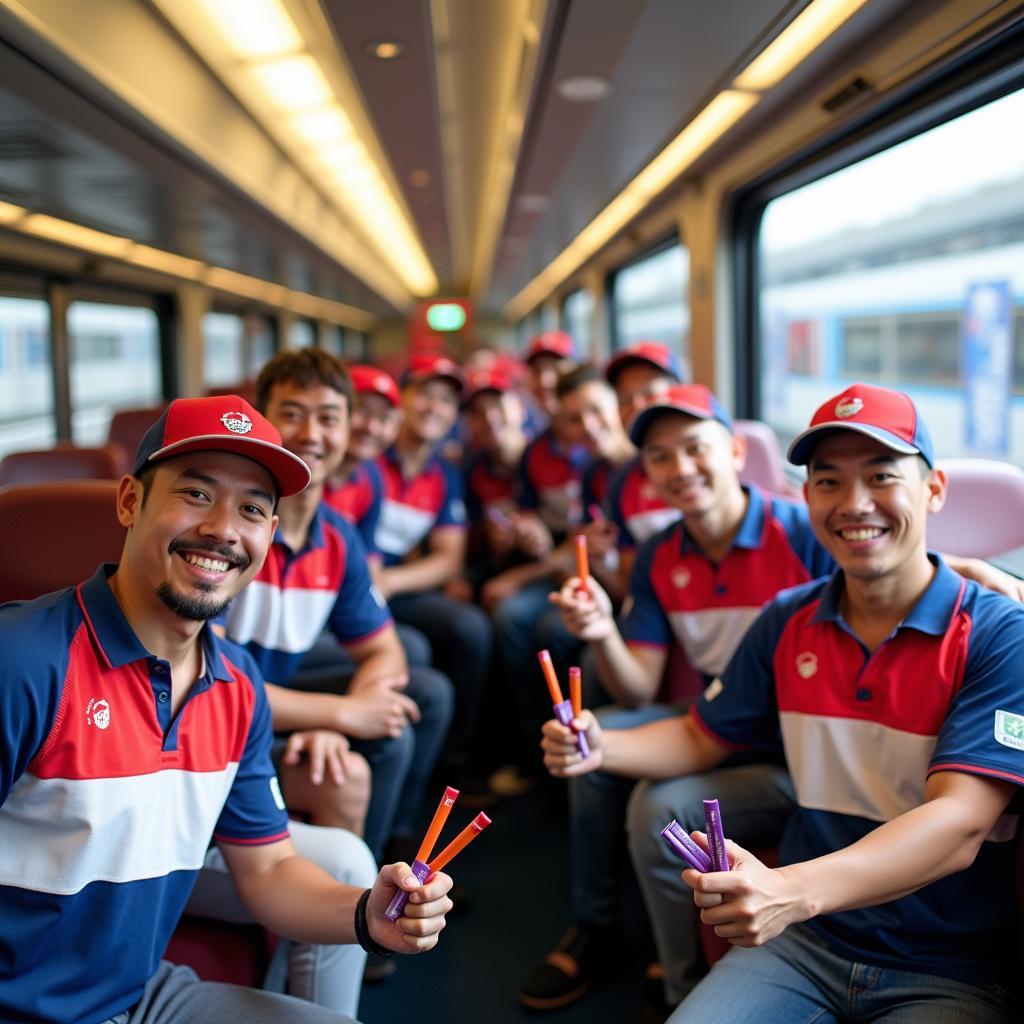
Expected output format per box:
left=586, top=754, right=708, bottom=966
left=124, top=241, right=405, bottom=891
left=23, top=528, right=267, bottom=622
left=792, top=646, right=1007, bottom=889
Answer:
left=354, top=888, right=393, bottom=957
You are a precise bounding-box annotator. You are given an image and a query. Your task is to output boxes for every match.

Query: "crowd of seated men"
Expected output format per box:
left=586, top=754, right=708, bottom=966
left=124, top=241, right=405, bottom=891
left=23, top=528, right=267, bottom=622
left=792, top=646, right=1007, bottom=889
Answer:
left=3, top=331, right=1024, bottom=1024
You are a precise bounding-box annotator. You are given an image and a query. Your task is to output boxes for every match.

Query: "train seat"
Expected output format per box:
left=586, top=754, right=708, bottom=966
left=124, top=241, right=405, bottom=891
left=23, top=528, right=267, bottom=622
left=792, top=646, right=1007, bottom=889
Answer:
left=107, top=405, right=165, bottom=463
left=207, top=382, right=257, bottom=404
left=927, top=459, right=1024, bottom=559
left=0, top=443, right=125, bottom=486
left=733, top=420, right=798, bottom=499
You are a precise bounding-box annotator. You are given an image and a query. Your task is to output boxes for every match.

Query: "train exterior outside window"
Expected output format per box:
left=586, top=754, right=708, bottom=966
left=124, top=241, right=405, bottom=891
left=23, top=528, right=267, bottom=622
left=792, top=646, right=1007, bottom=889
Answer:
left=0, top=295, right=53, bottom=458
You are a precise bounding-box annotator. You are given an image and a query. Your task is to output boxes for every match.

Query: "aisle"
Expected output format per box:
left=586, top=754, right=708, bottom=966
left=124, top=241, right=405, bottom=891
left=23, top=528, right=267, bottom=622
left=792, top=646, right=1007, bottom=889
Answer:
left=360, top=782, right=650, bottom=1022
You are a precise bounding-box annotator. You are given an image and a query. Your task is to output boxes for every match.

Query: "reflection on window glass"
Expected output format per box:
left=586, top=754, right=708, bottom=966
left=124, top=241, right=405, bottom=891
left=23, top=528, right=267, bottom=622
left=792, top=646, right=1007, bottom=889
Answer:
left=562, top=289, right=593, bottom=353
left=247, top=315, right=275, bottom=376
left=320, top=324, right=344, bottom=356
left=0, top=295, right=53, bottom=457
left=203, top=311, right=244, bottom=388
left=290, top=320, right=315, bottom=349
left=759, top=87, right=1024, bottom=469
left=70, top=302, right=161, bottom=445
left=612, top=243, right=689, bottom=369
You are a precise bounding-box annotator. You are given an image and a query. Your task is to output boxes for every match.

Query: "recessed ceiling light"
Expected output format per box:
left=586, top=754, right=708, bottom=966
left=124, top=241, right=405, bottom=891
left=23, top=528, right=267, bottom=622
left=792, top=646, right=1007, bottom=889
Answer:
left=557, top=74, right=611, bottom=102
left=409, top=168, right=431, bottom=188
left=366, top=39, right=403, bottom=60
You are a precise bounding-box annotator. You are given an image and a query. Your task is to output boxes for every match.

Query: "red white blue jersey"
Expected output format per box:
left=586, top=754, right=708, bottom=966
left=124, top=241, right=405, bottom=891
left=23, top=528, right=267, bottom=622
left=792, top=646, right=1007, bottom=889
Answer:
left=0, top=566, right=288, bottom=1024
left=464, top=449, right=519, bottom=520
left=580, top=456, right=614, bottom=523
left=623, top=487, right=831, bottom=680
left=323, top=458, right=384, bottom=558
left=519, top=428, right=588, bottom=535
left=607, top=455, right=681, bottom=549
left=694, top=558, right=1024, bottom=985
left=222, top=503, right=392, bottom=685
left=375, top=447, right=467, bottom=566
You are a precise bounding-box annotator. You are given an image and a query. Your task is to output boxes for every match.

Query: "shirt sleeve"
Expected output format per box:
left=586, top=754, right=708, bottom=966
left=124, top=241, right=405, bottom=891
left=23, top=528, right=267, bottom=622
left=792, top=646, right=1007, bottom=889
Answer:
left=213, top=655, right=291, bottom=845
left=772, top=498, right=835, bottom=579
left=518, top=440, right=540, bottom=511
left=435, top=460, right=468, bottom=528
left=606, top=463, right=637, bottom=551
left=930, top=592, right=1024, bottom=789
left=327, top=521, right=393, bottom=645
left=620, top=538, right=673, bottom=648
left=691, top=595, right=791, bottom=749
left=358, top=460, right=384, bottom=558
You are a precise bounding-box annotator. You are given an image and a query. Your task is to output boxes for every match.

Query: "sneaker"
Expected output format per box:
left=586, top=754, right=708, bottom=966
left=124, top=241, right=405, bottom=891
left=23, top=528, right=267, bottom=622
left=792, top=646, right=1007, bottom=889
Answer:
left=638, top=964, right=673, bottom=1024
left=517, top=923, right=614, bottom=1011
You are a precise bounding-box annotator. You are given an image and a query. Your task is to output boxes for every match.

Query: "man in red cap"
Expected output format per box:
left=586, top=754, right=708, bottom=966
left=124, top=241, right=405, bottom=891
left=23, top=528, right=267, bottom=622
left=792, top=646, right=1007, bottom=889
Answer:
left=522, top=330, right=578, bottom=429
left=0, top=395, right=454, bottom=1024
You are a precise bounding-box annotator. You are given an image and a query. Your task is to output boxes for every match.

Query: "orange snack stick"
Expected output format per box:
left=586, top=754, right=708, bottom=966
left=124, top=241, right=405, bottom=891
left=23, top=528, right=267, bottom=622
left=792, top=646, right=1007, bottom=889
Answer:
left=575, top=533, right=590, bottom=591
left=569, top=666, right=583, bottom=718
left=427, top=813, right=492, bottom=873
left=416, top=785, right=460, bottom=864
left=537, top=649, right=563, bottom=704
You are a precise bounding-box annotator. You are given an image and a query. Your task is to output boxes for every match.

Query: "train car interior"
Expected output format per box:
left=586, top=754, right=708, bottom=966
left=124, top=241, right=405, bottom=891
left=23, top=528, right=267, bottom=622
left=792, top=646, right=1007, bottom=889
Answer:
left=1, top=1, right=1023, bottom=1022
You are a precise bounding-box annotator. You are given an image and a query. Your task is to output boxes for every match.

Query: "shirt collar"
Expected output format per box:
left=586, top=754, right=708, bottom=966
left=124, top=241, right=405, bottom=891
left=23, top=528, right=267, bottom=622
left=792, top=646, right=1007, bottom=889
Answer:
left=678, top=485, right=764, bottom=555
left=811, top=554, right=963, bottom=636
left=77, top=563, right=233, bottom=680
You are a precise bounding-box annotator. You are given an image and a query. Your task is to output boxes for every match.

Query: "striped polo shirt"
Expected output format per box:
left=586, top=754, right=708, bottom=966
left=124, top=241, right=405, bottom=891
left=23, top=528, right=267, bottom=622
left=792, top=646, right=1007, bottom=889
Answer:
left=323, top=457, right=384, bottom=558
left=606, top=454, right=682, bottom=550
left=0, top=566, right=288, bottom=1024
left=518, top=428, right=588, bottom=536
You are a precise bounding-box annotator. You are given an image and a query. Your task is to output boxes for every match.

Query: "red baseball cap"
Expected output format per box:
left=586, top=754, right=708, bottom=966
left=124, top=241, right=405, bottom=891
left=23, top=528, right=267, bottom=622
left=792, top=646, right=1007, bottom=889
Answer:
left=132, top=395, right=311, bottom=496
left=400, top=352, right=464, bottom=392
left=627, top=383, right=733, bottom=446
left=605, top=341, right=684, bottom=385
left=524, top=331, right=575, bottom=363
left=787, top=383, right=935, bottom=467
left=462, top=368, right=515, bottom=408
left=348, top=364, right=400, bottom=408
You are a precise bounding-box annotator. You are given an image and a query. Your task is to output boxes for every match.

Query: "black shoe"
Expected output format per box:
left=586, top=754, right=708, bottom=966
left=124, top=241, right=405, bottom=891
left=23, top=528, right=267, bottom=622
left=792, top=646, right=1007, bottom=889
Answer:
left=517, top=923, right=615, bottom=1011
left=638, top=965, right=673, bottom=1024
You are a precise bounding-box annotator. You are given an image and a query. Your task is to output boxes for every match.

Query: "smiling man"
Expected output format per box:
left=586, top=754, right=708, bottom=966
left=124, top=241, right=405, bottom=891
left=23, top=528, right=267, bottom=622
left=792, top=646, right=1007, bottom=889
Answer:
left=543, top=384, right=1024, bottom=1024
left=0, top=395, right=453, bottom=1024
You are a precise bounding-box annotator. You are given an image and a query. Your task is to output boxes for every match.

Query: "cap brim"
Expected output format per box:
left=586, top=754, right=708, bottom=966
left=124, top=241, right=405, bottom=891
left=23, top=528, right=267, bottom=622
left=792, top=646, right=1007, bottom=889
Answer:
left=606, top=352, right=672, bottom=384
left=406, top=371, right=464, bottom=392
left=628, top=401, right=712, bottom=446
left=146, top=435, right=311, bottom=496
left=786, top=422, right=919, bottom=466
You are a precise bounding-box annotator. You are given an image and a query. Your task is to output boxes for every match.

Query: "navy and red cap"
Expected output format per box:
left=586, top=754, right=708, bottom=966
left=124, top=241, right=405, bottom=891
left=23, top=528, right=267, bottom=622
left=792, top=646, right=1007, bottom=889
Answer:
left=524, top=330, right=575, bottom=363
left=605, top=341, right=683, bottom=386
left=400, top=352, right=464, bottom=392
left=462, top=367, right=514, bottom=408
left=787, top=383, right=934, bottom=468
left=132, top=395, right=311, bottom=496
left=349, top=364, right=401, bottom=408
left=628, top=383, right=734, bottom=447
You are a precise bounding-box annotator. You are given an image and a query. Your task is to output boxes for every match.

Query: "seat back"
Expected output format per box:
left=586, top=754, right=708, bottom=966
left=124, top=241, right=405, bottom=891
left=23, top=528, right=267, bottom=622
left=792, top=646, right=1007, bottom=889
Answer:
left=927, top=459, right=1024, bottom=559
left=107, top=405, right=165, bottom=464
left=0, top=444, right=124, bottom=486
left=733, top=419, right=796, bottom=498
left=0, top=481, right=125, bottom=603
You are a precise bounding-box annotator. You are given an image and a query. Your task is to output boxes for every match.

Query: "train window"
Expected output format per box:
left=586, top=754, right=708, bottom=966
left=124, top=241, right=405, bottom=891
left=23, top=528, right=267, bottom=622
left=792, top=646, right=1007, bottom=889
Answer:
left=0, top=294, right=53, bottom=458
left=203, top=312, right=245, bottom=388
left=69, top=302, right=161, bottom=445
left=610, top=241, right=689, bottom=363
left=290, top=320, right=316, bottom=348
left=758, top=86, right=1024, bottom=467
left=561, top=288, right=593, bottom=353
left=320, top=324, right=345, bottom=356
left=247, top=315, right=275, bottom=377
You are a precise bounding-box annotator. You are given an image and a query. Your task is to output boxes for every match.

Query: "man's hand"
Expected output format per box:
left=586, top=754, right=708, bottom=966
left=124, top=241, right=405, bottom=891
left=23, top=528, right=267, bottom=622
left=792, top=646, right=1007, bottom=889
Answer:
left=541, top=710, right=603, bottom=777
left=281, top=729, right=353, bottom=785
left=513, top=512, right=554, bottom=559
left=338, top=680, right=420, bottom=739
left=953, top=557, right=1024, bottom=602
left=684, top=836, right=811, bottom=948
left=549, top=575, right=615, bottom=641
left=366, top=863, right=454, bottom=954
left=581, top=519, right=619, bottom=562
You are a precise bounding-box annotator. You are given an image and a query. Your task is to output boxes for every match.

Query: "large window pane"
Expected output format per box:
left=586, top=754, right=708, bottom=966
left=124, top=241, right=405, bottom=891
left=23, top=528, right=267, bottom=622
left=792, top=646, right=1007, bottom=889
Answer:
left=203, top=311, right=245, bottom=388
left=69, top=302, right=161, bottom=445
left=562, top=288, right=593, bottom=353
left=612, top=242, right=689, bottom=369
left=759, top=87, right=1024, bottom=466
left=0, top=295, right=53, bottom=457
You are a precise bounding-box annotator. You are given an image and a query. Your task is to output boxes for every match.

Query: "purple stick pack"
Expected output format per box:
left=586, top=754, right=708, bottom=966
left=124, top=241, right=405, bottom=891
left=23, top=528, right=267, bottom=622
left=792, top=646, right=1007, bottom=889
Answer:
left=660, top=822, right=709, bottom=873
left=553, top=698, right=590, bottom=758
left=666, top=819, right=712, bottom=872
left=384, top=857, right=431, bottom=922
left=703, top=799, right=729, bottom=872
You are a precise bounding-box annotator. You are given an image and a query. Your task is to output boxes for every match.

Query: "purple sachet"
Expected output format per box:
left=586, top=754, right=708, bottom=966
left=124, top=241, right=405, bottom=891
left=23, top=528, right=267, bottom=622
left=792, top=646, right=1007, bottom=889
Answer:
left=702, top=799, right=729, bottom=872
left=553, top=698, right=590, bottom=758
left=660, top=820, right=712, bottom=873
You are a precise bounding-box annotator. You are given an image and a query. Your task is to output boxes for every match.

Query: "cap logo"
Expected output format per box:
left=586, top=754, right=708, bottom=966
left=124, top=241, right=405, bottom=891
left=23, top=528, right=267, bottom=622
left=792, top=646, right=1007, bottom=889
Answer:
left=672, top=567, right=691, bottom=590
left=221, top=411, right=253, bottom=435
left=834, top=397, right=863, bottom=419
left=795, top=652, right=818, bottom=679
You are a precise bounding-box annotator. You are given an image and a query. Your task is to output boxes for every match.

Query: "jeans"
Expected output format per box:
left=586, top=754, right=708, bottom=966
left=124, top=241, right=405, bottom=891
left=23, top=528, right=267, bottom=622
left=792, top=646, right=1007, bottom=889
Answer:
left=627, top=760, right=796, bottom=1005
left=491, top=580, right=582, bottom=765
left=669, top=921, right=1016, bottom=1024
left=388, top=591, right=492, bottom=766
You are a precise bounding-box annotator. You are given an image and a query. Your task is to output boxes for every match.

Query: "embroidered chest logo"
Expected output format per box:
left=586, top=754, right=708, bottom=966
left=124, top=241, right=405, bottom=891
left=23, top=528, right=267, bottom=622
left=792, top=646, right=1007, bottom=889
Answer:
left=672, top=567, right=691, bottom=590
left=221, top=411, right=253, bottom=434
left=795, top=652, right=818, bottom=679
left=834, top=397, right=863, bottom=419
left=641, top=482, right=657, bottom=502
left=994, top=710, right=1024, bottom=750
left=86, top=697, right=111, bottom=730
